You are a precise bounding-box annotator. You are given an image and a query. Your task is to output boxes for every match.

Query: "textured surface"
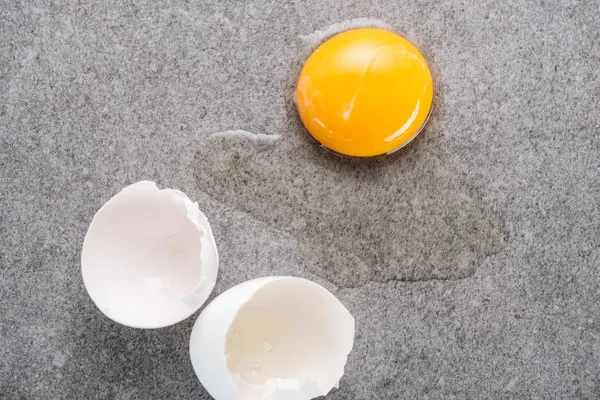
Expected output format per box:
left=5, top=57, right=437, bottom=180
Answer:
left=1, top=0, right=599, bottom=399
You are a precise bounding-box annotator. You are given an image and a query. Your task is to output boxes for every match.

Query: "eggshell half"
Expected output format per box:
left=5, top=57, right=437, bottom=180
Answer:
left=81, top=181, right=218, bottom=329
left=189, top=277, right=354, bottom=400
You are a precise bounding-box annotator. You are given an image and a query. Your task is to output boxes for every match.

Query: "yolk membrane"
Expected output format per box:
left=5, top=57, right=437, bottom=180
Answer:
left=296, top=28, right=433, bottom=157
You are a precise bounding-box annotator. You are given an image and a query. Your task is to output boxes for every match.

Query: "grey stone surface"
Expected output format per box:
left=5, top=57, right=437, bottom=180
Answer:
left=1, top=0, right=599, bottom=399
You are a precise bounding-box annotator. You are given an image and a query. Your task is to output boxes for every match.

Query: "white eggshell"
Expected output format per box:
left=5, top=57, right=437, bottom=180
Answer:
left=189, top=277, right=354, bottom=400
left=81, top=181, right=218, bottom=329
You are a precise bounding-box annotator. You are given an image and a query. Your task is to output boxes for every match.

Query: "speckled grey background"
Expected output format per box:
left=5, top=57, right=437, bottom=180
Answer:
left=1, top=0, right=599, bottom=399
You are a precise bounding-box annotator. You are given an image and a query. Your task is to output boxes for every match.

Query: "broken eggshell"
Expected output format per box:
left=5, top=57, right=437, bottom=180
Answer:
left=189, top=276, right=355, bottom=400
left=81, top=181, right=218, bottom=329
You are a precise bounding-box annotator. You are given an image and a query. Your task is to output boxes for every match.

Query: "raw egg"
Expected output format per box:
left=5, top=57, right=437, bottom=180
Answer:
left=296, top=28, right=433, bottom=157
left=81, top=181, right=219, bottom=329
left=189, top=277, right=355, bottom=400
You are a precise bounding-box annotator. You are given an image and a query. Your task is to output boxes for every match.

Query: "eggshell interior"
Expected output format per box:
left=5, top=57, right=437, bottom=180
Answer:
left=189, top=277, right=354, bottom=400
left=81, top=181, right=218, bottom=329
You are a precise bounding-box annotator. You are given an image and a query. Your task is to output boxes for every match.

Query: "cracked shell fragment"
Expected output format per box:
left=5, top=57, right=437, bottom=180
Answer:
left=189, top=277, right=355, bottom=400
left=81, top=181, right=219, bottom=329
left=296, top=28, right=433, bottom=157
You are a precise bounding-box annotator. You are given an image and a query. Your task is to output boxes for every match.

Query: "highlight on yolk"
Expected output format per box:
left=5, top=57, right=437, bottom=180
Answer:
left=295, top=28, right=433, bottom=157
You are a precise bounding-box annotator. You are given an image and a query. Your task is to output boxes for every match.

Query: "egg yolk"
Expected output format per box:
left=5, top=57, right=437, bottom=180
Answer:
left=296, top=28, right=433, bottom=157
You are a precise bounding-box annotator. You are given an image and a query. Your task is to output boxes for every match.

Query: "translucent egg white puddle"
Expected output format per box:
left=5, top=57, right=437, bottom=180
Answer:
left=189, top=277, right=354, bottom=400
left=81, top=181, right=218, bottom=329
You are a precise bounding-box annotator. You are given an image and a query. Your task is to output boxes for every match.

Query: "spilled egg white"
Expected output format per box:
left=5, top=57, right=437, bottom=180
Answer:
left=81, top=181, right=218, bottom=329
left=189, top=276, right=355, bottom=400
